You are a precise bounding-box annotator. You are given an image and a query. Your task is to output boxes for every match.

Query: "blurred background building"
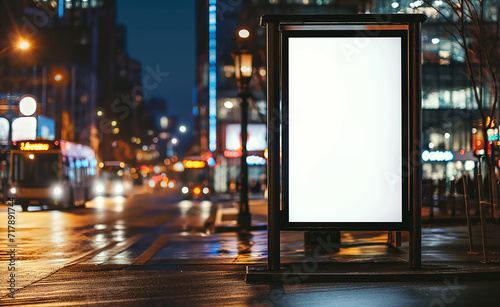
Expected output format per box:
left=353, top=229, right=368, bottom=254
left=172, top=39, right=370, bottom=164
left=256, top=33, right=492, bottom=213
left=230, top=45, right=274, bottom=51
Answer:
left=0, top=0, right=161, bottom=199
left=194, top=0, right=372, bottom=194
left=193, top=0, right=500, bottom=195
left=0, top=0, right=150, bottom=160
left=2, top=0, right=499, bottom=200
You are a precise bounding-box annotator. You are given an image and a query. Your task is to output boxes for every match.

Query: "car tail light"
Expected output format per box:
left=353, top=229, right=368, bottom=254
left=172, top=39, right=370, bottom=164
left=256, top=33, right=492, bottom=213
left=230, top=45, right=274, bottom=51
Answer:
left=193, top=187, right=201, bottom=195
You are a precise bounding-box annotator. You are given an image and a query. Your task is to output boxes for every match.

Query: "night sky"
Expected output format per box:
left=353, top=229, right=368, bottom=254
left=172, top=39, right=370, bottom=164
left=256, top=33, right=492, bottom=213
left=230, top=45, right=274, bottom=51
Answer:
left=116, top=1, right=196, bottom=131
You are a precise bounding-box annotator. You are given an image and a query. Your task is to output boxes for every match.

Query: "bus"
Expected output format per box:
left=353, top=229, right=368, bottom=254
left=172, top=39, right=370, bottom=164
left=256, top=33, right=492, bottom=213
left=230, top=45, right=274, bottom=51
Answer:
left=180, top=156, right=212, bottom=199
left=9, top=140, right=97, bottom=211
left=94, top=161, right=133, bottom=196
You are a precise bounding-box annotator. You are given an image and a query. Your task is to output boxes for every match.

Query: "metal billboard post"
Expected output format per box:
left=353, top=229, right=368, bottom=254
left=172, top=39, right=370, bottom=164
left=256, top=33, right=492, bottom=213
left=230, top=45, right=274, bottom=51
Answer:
left=409, top=20, right=423, bottom=269
left=265, top=19, right=281, bottom=271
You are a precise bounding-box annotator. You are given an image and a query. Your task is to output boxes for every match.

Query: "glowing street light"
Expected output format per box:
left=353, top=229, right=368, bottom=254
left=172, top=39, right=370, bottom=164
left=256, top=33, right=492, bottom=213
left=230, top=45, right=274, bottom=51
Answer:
left=179, top=125, right=187, bottom=133
left=18, top=41, right=30, bottom=50
left=0, top=39, right=30, bottom=58
left=238, top=29, right=250, bottom=39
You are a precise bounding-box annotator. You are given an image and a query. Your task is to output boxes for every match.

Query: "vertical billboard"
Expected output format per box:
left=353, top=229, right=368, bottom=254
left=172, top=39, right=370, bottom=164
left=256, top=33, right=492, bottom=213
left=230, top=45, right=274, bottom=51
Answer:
left=283, top=27, right=409, bottom=229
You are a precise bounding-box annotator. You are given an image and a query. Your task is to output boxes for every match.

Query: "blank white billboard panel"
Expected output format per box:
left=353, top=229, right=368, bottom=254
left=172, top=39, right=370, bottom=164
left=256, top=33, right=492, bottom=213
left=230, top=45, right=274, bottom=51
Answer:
left=287, top=36, right=403, bottom=223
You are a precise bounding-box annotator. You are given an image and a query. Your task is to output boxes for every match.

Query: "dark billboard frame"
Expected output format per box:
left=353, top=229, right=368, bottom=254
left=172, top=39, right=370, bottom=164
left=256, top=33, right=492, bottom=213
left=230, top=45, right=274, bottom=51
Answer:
left=281, top=29, right=410, bottom=231
left=260, top=14, right=426, bottom=271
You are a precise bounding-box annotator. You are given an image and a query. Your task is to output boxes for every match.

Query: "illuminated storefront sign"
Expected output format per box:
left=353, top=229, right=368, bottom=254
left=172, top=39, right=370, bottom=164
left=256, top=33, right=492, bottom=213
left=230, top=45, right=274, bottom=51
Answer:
left=225, top=123, right=267, bottom=151
left=183, top=160, right=206, bottom=169
left=422, top=150, right=454, bottom=162
left=246, top=155, right=266, bottom=166
left=20, top=142, right=50, bottom=151
left=224, top=150, right=242, bottom=158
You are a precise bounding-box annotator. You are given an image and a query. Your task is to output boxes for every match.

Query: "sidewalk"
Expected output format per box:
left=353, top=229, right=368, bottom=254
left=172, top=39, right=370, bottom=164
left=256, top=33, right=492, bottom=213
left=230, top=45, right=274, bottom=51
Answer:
left=212, top=197, right=500, bottom=282
left=214, top=197, right=268, bottom=232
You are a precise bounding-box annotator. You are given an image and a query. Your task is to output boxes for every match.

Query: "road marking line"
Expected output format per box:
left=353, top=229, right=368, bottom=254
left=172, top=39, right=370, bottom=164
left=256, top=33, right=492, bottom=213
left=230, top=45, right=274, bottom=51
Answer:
left=64, top=241, right=118, bottom=267
left=131, top=234, right=169, bottom=265
left=93, top=234, right=145, bottom=264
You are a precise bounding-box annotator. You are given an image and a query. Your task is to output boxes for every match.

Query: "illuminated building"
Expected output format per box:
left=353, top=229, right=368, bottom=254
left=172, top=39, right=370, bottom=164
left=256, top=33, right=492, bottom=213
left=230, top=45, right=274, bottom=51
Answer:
left=372, top=1, right=500, bottom=182
left=0, top=0, right=141, bottom=200
left=194, top=0, right=500, bottom=193
left=194, top=0, right=368, bottom=192
left=0, top=0, right=142, bottom=163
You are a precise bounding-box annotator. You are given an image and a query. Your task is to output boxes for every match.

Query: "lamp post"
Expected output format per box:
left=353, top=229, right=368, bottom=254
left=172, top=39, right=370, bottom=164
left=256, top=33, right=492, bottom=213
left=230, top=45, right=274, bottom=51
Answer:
left=233, top=31, right=253, bottom=231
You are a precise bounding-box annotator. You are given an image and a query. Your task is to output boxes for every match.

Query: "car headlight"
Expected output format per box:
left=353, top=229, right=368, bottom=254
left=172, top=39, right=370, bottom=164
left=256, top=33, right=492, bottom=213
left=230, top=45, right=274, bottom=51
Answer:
left=53, top=186, right=63, bottom=197
left=114, top=184, right=124, bottom=194
left=149, top=180, right=156, bottom=188
left=181, top=187, right=189, bottom=194
left=9, top=187, right=17, bottom=195
left=202, top=187, right=210, bottom=195
left=95, top=184, right=105, bottom=194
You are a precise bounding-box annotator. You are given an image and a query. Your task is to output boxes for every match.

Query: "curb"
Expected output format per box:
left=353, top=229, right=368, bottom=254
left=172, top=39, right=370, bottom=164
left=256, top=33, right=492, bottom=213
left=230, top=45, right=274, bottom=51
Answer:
left=245, top=262, right=500, bottom=283
left=215, top=223, right=267, bottom=233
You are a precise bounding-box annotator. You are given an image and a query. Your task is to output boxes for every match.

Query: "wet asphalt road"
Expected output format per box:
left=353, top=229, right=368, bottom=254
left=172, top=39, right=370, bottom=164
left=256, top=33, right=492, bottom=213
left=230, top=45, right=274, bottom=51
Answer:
left=0, top=187, right=215, bottom=296
left=1, top=187, right=500, bottom=306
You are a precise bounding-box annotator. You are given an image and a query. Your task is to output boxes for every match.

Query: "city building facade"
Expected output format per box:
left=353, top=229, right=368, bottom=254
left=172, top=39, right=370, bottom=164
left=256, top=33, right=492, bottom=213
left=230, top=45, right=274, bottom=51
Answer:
left=194, top=0, right=500, bottom=195
left=0, top=0, right=146, bottom=199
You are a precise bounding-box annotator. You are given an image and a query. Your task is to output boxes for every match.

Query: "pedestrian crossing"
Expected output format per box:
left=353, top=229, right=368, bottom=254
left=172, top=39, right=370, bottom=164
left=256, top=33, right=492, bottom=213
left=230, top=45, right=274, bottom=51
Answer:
left=68, top=230, right=268, bottom=267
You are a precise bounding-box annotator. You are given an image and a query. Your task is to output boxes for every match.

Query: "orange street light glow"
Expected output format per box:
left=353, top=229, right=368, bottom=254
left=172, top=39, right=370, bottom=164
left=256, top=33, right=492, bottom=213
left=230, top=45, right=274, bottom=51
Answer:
left=238, top=29, right=250, bottom=39
left=19, top=41, right=30, bottom=50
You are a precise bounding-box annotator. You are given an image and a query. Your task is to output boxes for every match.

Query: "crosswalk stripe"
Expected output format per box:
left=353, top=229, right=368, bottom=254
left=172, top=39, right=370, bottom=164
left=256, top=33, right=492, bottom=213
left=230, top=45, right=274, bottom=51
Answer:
left=64, top=241, right=118, bottom=267
left=93, top=234, right=145, bottom=264
left=131, top=234, right=169, bottom=265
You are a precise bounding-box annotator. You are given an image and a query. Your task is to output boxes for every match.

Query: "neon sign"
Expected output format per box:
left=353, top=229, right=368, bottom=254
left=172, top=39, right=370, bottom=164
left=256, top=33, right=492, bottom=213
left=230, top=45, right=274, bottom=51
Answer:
left=183, top=160, right=206, bottom=169
left=224, top=150, right=242, bottom=158
left=247, top=155, right=266, bottom=166
left=208, top=0, right=217, bottom=151
left=422, top=150, right=454, bottom=162
left=20, top=142, right=49, bottom=151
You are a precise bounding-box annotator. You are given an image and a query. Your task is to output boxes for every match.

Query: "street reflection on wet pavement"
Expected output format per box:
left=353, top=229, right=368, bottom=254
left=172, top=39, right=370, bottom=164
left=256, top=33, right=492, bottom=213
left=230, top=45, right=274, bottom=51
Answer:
left=1, top=187, right=500, bottom=302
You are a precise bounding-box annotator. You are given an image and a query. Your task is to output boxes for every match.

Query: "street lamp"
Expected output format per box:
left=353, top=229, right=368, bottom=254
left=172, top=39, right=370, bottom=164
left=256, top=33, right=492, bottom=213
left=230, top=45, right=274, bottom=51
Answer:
left=0, top=40, right=31, bottom=90
left=0, top=40, right=30, bottom=57
left=233, top=30, right=253, bottom=231
left=19, top=41, right=30, bottom=50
